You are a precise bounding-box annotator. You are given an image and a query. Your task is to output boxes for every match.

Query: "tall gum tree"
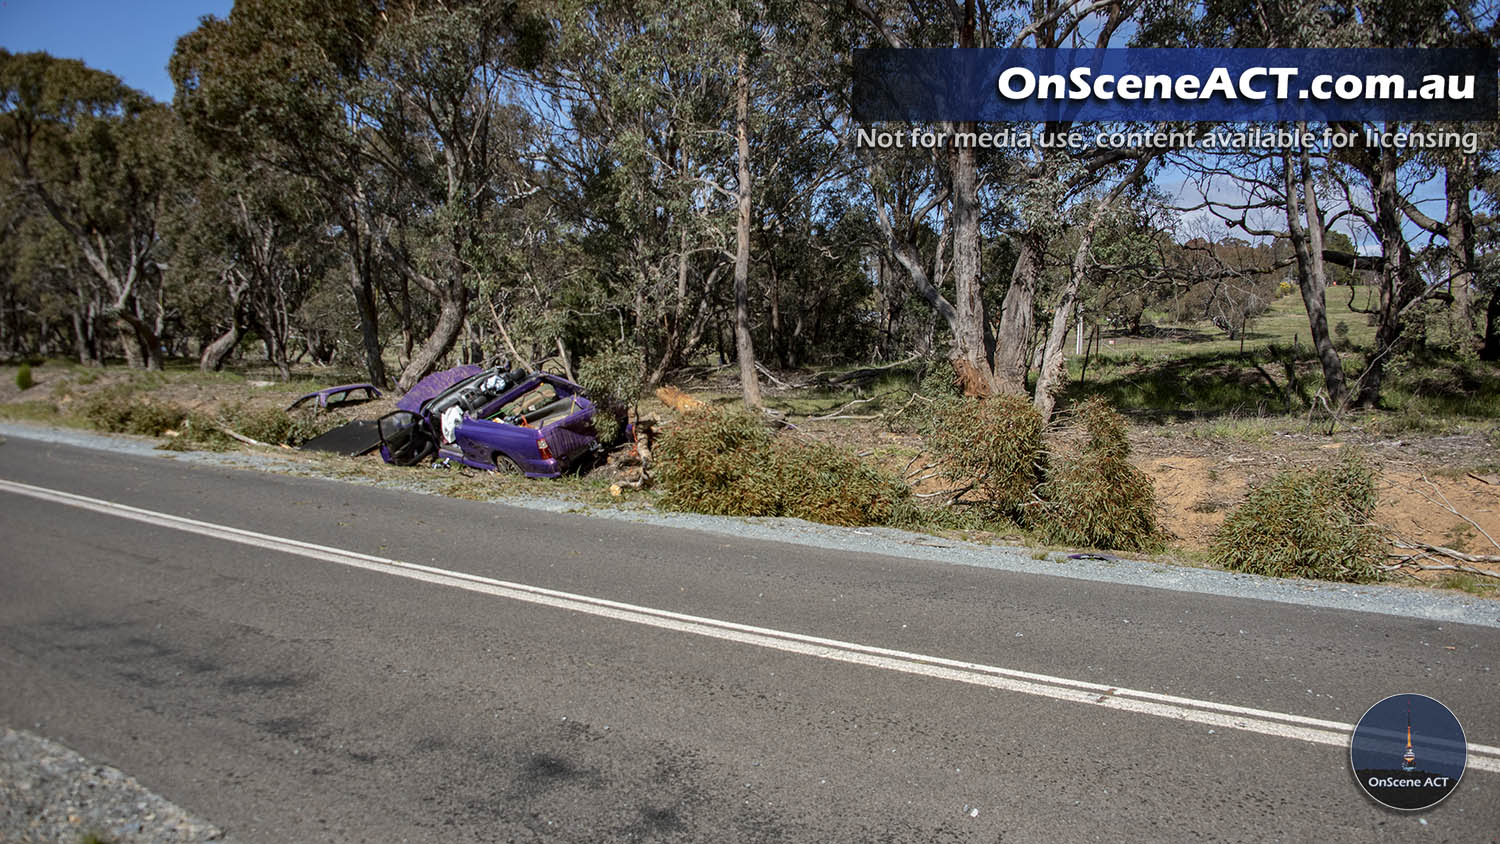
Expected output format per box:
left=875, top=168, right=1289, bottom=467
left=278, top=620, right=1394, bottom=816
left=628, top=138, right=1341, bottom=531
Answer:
left=0, top=50, right=175, bottom=369
left=849, top=0, right=1153, bottom=409
left=172, top=0, right=390, bottom=386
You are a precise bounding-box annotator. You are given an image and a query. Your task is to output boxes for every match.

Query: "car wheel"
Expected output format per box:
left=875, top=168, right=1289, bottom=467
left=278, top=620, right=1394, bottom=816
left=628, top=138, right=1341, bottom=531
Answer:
left=493, top=453, right=522, bottom=474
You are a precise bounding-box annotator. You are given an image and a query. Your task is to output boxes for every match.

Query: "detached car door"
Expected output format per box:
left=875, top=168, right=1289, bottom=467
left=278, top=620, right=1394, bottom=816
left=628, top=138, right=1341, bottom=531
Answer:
left=378, top=410, right=436, bottom=466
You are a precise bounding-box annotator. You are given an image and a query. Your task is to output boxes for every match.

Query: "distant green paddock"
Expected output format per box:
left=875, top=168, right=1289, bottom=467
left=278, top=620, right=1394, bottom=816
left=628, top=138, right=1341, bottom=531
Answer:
left=1083, top=284, right=1378, bottom=362
left=1056, top=286, right=1500, bottom=426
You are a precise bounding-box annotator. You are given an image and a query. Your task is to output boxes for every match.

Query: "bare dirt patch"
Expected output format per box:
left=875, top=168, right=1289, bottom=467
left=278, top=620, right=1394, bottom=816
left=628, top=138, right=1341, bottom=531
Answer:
left=1134, top=437, right=1500, bottom=584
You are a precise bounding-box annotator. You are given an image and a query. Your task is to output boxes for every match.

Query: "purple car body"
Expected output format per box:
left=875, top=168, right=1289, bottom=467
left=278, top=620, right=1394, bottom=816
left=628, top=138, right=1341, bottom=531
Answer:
left=377, top=365, right=599, bottom=478
left=287, top=383, right=383, bottom=410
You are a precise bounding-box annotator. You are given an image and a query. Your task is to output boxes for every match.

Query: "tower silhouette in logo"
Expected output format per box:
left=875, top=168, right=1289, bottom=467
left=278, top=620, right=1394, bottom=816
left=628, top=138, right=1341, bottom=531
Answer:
left=1402, top=701, right=1417, bottom=773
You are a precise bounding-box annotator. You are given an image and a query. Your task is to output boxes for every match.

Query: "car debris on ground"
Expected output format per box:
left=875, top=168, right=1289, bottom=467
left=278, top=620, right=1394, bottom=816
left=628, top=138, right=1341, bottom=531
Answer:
left=286, top=383, right=383, bottom=411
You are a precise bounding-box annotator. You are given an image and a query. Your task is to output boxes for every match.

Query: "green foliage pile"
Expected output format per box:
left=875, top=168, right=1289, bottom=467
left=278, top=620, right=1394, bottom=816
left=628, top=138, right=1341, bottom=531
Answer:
left=1212, top=450, right=1381, bottom=582
left=657, top=406, right=909, bottom=527
left=577, top=344, right=641, bottom=444
left=1036, top=398, right=1162, bottom=552
left=0, top=399, right=60, bottom=423
left=925, top=394, right=1044, bottom=517
left=220, top=403, right=336, bottom=446
left=77, top=388, right=334, bottom=450
left=80, top=389, right=187, bottom=436
left=158, top=412, right=235, bottom=452
left=16, top=363, right=33, bottom=391
left=915, top=359, right=961, bottom=400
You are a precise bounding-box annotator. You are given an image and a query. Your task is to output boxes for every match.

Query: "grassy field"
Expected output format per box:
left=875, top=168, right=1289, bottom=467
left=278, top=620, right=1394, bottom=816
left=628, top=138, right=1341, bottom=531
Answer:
left=1084, top=284, right=1378, bottom=361
left=1059, top=286, right=1500, bottom=426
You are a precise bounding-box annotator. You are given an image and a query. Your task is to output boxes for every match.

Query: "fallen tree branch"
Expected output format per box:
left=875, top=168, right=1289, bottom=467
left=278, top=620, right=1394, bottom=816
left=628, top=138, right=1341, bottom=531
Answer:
left=1390, top=540, right=1500, bottom=564
left=1410, top=474, right=1500, bottom=553
left=754, top=362, right=798, bottom=389
left=808, top=396, right=877, bottom=421
left=905, top=459, right=937, bottom=479
left=1383, top=558, right=1500, bottom=579
left=215, top=423, right=278, bottom=449
left=809, top=353, right=921, bottom=385
left=881, top=392, right=926, bottom=422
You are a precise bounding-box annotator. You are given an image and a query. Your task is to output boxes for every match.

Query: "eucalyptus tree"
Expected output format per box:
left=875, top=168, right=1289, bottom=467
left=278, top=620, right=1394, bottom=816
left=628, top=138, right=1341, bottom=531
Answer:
left=363, top=3, right=552, bottom=389
left=175, top=0, right=554, bottom=390
left=534, top=0, right=739, bottom=385
left=169, top=149, right=331, bottom=378
left=1319, top=0, right=1495, bottom=405
left=0, top=182, right=99, bottom=361
left=1146, top=0, right=1499, bottom=407
left=0, top=49, right=177, bottom=369
left=173, top=0, right=391, bottom=384
left=846, top=0, right=1156, bottom=418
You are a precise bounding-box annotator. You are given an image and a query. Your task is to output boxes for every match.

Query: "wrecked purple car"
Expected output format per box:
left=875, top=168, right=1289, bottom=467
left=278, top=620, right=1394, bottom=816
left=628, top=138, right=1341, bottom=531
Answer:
left=377, top=365, right=599, bottom=477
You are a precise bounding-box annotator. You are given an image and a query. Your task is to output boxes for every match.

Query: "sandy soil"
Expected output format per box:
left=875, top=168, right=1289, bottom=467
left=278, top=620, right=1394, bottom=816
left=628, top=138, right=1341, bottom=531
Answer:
left=1136, top=440, right=1500, bottom=584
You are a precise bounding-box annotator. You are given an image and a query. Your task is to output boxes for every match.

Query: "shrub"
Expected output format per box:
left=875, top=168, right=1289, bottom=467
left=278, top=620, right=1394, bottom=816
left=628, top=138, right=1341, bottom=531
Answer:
left=221, top=403, right=334, bottom=446
left=776, top=439, right=911, bottom=527
left=657, top=407, right=775, bottom=515
left=126, top=401, right=188, bottom=436
left=80, top=390, right=135, bottom=432
left=80, top=389, right=186, bottom=436
left=1036, top=398, right=1162, bottom=552
left=915, top=358, right=961, bottom=400
left=159, top=412, right=235, bottom=452
left=1212, top=450, right=1382, bottom=582
left=657, top=406, right=908, bottom=527
left=926, top=394, right=1044, bottom=516
left=16, top=363, right=33, bottom=391
left=0, top=399, right=59, bottom=422
left=577, top=344, right=641, bottom=445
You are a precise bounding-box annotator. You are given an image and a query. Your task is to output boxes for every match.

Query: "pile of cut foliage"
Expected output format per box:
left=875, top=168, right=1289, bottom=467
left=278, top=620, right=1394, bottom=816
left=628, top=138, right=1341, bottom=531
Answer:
left=925, top=395, right=1162, bottom=552
left=1212, top=450, right=1382, bottom=582
left=655, top=406, right=910, bottom=527
left=78, top=388, right=336, bottom=451
left=656, top=395, right=1162, bottom=550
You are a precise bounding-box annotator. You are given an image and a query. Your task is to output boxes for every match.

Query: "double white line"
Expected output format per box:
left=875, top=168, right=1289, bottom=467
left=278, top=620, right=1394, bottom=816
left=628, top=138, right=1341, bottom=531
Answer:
left=5, top=476, right=1497, bottom=774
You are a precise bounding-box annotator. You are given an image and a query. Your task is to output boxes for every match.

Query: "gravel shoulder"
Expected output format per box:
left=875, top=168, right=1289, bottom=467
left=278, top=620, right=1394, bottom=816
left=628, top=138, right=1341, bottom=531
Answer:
left=1, top=728, right=227, bottom=843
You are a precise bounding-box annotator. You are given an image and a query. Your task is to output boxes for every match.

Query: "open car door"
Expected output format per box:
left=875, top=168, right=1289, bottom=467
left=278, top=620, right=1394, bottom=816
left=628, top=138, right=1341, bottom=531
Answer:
left=378, top=410, right=436, bottom=466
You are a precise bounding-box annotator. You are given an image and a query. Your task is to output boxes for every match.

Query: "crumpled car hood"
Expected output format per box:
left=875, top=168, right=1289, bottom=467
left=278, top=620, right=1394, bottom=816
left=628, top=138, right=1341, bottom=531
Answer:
left=396, top=364, right=483, bottom=413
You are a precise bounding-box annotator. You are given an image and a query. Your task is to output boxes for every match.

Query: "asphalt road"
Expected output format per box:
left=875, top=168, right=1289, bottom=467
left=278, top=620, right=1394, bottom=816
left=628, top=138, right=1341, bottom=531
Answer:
left=1, top=436, right=1496, bottom=842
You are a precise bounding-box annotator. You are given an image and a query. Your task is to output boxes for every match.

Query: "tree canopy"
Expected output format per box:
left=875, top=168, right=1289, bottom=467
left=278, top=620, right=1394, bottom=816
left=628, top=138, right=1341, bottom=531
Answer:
left=2, top=0, right=1497, bottom=417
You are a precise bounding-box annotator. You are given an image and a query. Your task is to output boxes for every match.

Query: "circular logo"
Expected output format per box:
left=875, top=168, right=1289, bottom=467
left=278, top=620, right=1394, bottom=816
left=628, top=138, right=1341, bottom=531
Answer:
left=1350, top=694, right=1466, bottom=811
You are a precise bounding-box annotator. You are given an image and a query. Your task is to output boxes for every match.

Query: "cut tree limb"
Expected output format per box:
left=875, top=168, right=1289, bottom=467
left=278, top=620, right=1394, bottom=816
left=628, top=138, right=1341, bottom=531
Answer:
left=215, top=423, right=280, bottom=449
left=1390, top=540, right=1500, bottom=564
left=753, top=362, right=797, bottom=389
left=1410, top=474, right=1500, bottom=552
left=1383, top=557, right=1500, bottom=579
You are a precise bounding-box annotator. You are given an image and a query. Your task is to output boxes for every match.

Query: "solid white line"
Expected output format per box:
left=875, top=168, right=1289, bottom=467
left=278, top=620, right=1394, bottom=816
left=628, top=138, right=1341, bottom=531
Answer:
left=4, top=476, right=1497, bottom=773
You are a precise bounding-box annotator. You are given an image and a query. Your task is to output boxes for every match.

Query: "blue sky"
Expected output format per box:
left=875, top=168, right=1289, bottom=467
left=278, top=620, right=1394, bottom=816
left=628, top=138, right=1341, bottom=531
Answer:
left=0, top=0, right=232, bottom=101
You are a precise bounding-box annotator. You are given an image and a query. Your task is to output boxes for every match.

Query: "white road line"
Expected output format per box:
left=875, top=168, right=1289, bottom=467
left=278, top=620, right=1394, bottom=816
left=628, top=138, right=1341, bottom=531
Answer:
left=5, top=476, right=1498, bottom=773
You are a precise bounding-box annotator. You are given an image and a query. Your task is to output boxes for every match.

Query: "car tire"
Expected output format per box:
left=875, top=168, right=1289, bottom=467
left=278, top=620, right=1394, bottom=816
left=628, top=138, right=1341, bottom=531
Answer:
left=493, top=453, right=522, bottom=474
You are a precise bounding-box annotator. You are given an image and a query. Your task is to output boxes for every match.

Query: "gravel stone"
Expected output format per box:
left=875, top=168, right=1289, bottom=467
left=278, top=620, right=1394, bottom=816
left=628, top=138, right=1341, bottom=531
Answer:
left=0, top=728, right=228, bottom=843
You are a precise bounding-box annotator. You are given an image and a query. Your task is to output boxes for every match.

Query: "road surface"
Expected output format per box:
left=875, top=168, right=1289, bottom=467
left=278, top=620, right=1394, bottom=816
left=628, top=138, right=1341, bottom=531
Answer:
left=1, top=434, right=1495, bottom=841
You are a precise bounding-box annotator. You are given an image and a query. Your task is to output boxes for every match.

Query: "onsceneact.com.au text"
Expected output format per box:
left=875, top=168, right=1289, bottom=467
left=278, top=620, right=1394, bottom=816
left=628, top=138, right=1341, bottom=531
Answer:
left=996, top=66, right=1478, bottom=103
